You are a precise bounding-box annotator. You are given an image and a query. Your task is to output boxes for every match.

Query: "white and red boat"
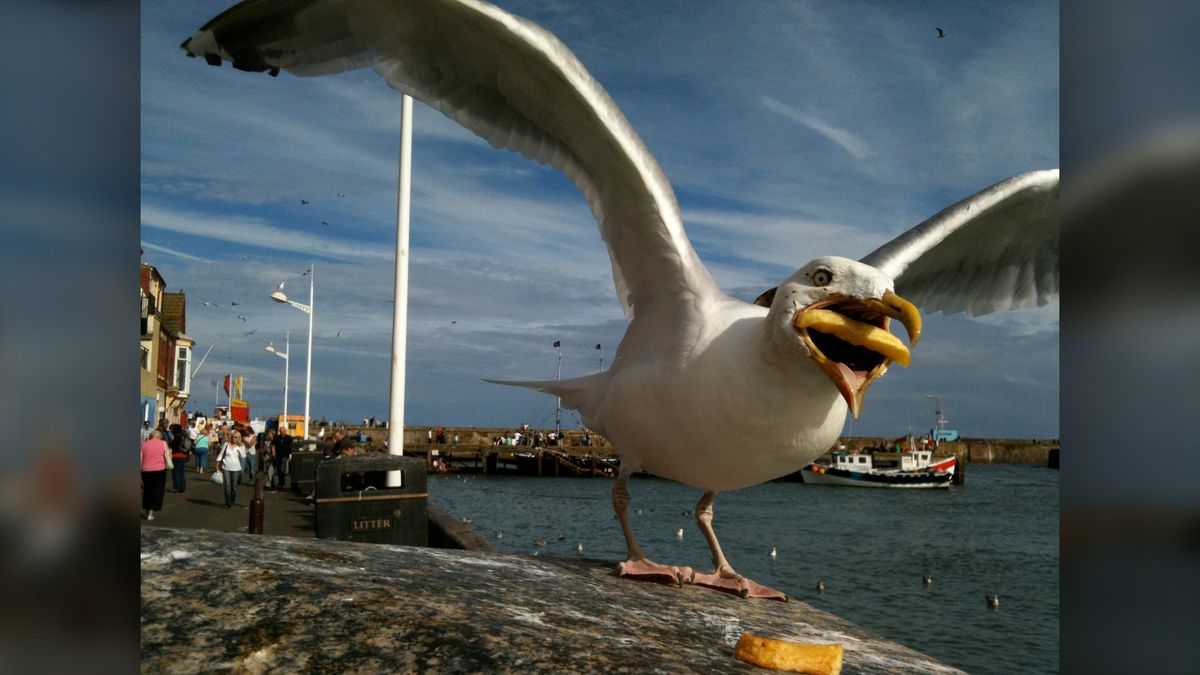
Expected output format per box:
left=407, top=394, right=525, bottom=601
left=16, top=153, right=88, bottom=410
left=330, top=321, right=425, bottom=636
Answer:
left=802, top=446, right=958, bottom=488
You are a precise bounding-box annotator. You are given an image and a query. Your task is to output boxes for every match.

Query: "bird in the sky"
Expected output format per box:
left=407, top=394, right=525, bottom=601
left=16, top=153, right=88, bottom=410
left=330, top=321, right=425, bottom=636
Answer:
left=336, top=192, right=345, bottom=198
left=300, top=199, right=310, bottom=205
left=230, top=301, right=239, bottom=306
left=336, top=329, right=343, bottom=338
left=184, top=0, right=1058, bottom=603
left=275, top=282, right=285, bottom=292
left=202, top=301, right=217, bottom=307
left=237, top=315, right=247, bottom=322
left=301, top=268, right=310, bottom=276
left=320, top=220, right=329, bottom=226
left=244, top=328, right=258, bottom=336
left=936, top=27, right=946, bottom=38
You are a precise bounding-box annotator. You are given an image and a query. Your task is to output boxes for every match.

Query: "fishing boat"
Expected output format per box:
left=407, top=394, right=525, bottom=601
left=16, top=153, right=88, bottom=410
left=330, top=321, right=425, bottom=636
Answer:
left=802, top=445, right=957, bottom=488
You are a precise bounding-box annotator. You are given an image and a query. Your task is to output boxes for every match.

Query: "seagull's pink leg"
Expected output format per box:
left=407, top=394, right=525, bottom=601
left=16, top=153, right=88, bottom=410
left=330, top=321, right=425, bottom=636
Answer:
left=689, top=491, right=788, bottom=601
left=612, top=469, right=694, bottom=586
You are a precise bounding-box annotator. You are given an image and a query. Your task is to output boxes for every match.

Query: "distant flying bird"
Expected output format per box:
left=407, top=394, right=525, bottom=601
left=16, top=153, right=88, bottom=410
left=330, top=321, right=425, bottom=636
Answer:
left=237, top=315, right=247, bottom=322
left=450, top=320, right=457, bottom=324
left=936, top=27, right=946, bottom=38
left=230, top=301, right=239, bottom=306
left=336, top=329, right=343, bottom=338
left=184, top=0, right=1059, bottom=604
left=320, top=220, right=329, bottom=226
left=300, top=199, right=310, bottom=205
left=275, top=282, right=285, bottom=292
left=244, top=328, right=258, bottom=335
left=202, top=301, right=217, bottom=307
left=336, top=192, right=345, bottom=198
left=301, top=269, right=310, bottom=276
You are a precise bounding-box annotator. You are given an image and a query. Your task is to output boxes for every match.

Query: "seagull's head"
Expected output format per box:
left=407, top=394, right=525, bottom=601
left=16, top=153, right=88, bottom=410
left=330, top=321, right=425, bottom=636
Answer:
left=758, top=256, right=922, bottom=419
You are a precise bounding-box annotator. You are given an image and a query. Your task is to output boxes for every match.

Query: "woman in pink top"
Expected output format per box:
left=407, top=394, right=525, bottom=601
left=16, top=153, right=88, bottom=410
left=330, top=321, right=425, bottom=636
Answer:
left=141, top=429, right=173, bottom=521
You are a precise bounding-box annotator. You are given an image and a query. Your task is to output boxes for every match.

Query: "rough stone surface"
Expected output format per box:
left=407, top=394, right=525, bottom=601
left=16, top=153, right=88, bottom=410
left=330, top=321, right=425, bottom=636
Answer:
left=141, top=528, right=962, bottom=673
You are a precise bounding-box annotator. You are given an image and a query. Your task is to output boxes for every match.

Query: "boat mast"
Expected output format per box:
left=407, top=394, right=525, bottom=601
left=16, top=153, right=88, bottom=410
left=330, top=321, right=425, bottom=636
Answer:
left=555, top=341, right=562, bottom=435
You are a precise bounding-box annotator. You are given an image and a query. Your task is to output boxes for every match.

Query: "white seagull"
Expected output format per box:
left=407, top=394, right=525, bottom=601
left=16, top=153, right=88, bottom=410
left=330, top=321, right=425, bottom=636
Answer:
left=183, top=0, right=1058, bottom=602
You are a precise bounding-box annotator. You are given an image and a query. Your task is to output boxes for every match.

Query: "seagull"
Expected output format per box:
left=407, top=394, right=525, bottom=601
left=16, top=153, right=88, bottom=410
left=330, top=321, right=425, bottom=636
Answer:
left=202, top=301, right=217, bottom=307
left=986, top=594, right=1000, bottom=608
left=301, top=268, right=310, bottom=276
left=321, top=221, right=329, bottom=226
left=816, top=580, right=826, bottom=594
left=336, top=329, right=343, bottom=338
left=230, top=301, right=239, bottom=306
left=184, top=0, right=1059, bottom=603
left=534, top=539, right=547, bottom=548
left=576, top=543, right=584, bottom=554
left=558, top=532, right=566, bottom=541
left=675, top=528, right=684, bottom=539
left=300, top=199, right=310, bottom=205
left=276, top=282, right=285, bottom=292
left=769, top=546, right=777, bottom=559
left=923, top=574, right=933, bottom=585
left=237, top=315, right=247, bottom=322
left=244, top=328, right=258, bottom=336
left=936, top=27, right=946, bottom=38
left=336, top=192, right=345, bottom=198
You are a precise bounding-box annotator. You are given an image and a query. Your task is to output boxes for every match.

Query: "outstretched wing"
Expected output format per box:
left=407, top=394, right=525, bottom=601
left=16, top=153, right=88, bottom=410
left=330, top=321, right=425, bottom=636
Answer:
left=859, top=170, right=1059, bottom=316
left=182, top=0, right=721, bottom=322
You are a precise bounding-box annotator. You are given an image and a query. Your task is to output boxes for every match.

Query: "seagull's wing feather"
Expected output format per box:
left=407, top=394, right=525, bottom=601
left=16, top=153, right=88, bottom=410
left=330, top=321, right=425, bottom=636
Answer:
left=182, top=0, right=721, bottom=321
left=859, top=169, right=1059, bottom=316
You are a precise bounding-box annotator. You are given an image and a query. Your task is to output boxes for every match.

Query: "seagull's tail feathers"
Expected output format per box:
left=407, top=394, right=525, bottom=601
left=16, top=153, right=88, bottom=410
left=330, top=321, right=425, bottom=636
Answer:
left=484, top=372, right=608, bottom=432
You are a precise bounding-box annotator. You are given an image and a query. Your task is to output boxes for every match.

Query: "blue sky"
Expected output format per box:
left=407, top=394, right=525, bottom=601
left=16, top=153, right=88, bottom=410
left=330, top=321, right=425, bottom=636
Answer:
left=140, top=0, right=1059, bottom=438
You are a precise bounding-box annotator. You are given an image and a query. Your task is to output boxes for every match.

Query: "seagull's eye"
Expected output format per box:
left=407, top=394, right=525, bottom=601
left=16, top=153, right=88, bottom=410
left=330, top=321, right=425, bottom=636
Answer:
left=811, top=269, right=832, bottom=286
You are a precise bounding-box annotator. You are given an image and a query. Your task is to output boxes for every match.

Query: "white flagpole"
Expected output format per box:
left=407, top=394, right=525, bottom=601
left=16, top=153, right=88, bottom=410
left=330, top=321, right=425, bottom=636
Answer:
left=387, top=94, right=414, bottom=485
left=555, top=342, right=562, bottom=434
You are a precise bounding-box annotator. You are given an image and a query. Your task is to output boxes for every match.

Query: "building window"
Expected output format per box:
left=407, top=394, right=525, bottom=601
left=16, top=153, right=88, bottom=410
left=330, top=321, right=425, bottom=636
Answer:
left=141, top=344, right=151, bottom=371
left=175, top=345, right=192, bottom=395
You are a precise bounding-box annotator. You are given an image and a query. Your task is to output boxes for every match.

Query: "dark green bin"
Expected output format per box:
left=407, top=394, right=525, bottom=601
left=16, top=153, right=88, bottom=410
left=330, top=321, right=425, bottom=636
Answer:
left=289, top=450, right=322, bottom=496
left=314, top=454, right=428, bottom=546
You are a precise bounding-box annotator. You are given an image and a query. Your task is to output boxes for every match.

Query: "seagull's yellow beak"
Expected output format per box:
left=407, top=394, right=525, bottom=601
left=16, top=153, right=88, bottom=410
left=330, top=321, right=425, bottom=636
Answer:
left=793, top=291, right=922, bottom=419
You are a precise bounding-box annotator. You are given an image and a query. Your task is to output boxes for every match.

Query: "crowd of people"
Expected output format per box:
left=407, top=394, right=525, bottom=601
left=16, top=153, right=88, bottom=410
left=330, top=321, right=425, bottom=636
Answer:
left=139, top=413, right=299, bottom=518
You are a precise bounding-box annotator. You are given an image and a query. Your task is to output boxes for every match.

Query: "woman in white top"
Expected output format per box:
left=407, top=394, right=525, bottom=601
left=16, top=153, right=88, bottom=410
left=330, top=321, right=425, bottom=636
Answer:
left=217, top=431, right=248, bottom=508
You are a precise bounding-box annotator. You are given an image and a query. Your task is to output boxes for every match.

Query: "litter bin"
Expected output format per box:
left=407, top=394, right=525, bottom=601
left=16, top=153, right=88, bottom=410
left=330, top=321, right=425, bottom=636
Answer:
left=289, top=449, right=322, bottom=496
left=314, top=454, right=427, bottom=546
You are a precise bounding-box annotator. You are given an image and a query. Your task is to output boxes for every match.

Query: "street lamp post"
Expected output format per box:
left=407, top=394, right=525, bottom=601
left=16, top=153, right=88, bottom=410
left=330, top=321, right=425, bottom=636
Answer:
left=265, top=332, right=289, bottom=428
left=925, top=394, right=946, bottom=433
left=271, top=267, right=314, bottom=439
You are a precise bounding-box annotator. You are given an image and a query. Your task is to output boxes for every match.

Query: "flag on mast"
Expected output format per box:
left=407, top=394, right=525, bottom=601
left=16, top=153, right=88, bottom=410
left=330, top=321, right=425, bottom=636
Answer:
left=223, top=374, right=231, bottom=396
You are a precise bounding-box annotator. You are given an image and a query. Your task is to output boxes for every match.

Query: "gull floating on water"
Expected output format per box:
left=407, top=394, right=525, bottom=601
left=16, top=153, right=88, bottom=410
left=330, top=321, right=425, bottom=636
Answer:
left=184, top=0, right=1059, bottom=604
left=987, top=594, right=1000, bottom=608
left=769, top=547, right=777, bottom=559
left=816, top=580, right=826, bottom=594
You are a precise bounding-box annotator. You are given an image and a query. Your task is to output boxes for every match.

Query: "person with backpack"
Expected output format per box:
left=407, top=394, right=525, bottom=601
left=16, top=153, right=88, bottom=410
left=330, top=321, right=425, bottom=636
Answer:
left=194, top=423, right=211, bottom=475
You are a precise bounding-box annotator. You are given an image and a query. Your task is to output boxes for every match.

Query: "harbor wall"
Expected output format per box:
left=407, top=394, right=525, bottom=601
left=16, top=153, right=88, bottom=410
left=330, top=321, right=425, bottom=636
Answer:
left=342, top=425, right=1057, bottom=465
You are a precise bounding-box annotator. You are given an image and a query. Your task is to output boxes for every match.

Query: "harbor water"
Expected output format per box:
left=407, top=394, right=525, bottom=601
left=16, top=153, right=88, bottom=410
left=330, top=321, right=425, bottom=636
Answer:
left=429, top=463, right=1058, bottom=674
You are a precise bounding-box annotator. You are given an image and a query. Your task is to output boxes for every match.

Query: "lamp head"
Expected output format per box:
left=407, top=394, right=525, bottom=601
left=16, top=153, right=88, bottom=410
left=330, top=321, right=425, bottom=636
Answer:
left=270, top=291, right=289, bottom=303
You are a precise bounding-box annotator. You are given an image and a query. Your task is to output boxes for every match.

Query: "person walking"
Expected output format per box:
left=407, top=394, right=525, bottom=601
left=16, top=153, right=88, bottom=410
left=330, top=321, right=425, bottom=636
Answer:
left=273, top=428, right=293, bottom=490
left=194, top=424, right=210, bottom=475
left=141, top=429, right=172, bottom=520
left=242, top=429, right=257, bottom=485
left=217, top=431, right=247, bottom=509
left=168, top=423, right=189, bottom=493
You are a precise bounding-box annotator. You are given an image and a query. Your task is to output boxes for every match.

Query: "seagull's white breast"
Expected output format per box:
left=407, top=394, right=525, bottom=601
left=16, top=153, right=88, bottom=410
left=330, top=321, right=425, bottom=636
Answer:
left=597, top=298, right=846, bottom=492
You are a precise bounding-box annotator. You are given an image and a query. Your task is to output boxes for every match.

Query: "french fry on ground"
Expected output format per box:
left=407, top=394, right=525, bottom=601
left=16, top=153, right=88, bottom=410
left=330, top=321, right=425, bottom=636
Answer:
left=734, top=633, right=843, bottom=675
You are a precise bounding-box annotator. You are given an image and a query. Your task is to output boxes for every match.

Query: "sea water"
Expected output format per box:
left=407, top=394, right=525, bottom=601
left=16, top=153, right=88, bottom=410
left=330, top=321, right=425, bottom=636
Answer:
left=429, top=464, right=1058, bottom=674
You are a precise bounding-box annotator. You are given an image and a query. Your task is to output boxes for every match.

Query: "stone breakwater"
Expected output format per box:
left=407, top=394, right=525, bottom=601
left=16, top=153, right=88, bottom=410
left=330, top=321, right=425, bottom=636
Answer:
left=344, top=425, right=1058, bottom=464
left=141, top=527, right=963, bottom=673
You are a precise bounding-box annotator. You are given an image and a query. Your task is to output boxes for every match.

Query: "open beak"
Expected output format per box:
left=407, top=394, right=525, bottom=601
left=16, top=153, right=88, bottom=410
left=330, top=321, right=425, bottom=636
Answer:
left=793, top=291, right=922, bottom=419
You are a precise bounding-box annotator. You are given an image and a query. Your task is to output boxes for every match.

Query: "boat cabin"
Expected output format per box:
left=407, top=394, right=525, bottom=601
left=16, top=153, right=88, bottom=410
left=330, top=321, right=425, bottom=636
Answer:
left=830, top=449, right=936, bottom=472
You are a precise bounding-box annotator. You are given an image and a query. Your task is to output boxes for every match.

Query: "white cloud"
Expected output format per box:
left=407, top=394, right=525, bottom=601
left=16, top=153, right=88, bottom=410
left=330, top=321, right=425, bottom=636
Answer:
left=760, top=96, right=870, bottom=161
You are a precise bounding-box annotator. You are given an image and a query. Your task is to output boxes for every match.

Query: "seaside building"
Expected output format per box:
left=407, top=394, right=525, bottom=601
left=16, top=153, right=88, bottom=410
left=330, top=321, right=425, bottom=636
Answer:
left=140, top=260, right=194, bottom=425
